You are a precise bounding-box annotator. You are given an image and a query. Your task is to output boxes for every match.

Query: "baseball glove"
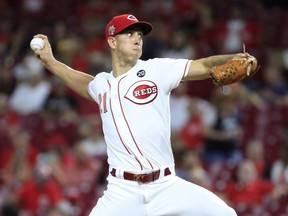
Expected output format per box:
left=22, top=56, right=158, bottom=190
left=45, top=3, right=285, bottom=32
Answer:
left=209, top=50, right=259, bottom=87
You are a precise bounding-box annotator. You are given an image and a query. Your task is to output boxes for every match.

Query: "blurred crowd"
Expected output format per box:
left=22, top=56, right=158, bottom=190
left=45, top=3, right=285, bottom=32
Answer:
left=0, top=0, right=288, bottom=216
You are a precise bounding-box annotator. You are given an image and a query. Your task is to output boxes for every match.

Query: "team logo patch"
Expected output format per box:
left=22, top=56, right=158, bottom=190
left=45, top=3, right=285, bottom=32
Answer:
left=137, top=70, right=146, bottom=77
left=125, top=80, right=158, bottom=104
left=108, top=25, right=115, bottom=36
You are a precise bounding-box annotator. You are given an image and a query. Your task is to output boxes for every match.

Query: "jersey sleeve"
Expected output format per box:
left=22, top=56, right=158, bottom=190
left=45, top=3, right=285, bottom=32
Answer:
left=87, top=75, right=100, bottom=104
left=148, top=58, right=192, bottom=92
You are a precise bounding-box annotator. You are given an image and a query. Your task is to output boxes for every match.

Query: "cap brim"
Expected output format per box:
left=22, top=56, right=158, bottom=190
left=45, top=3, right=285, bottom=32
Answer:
left=120, top=22, right=153, bottom=36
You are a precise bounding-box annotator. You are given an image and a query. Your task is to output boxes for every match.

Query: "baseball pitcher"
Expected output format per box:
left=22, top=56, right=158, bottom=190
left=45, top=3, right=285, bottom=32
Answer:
left=32, top=14, right=258, bottom=216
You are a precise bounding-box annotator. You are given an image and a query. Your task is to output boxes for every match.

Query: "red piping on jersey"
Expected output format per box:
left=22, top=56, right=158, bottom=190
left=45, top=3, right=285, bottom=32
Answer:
left=118, top=76, right=154, bottom=170
left=107, top=80, right=143, bottom=169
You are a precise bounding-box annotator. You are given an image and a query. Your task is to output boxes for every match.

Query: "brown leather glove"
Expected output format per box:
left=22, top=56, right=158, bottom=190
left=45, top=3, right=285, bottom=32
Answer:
left=209, top=52, right=259, bottom=87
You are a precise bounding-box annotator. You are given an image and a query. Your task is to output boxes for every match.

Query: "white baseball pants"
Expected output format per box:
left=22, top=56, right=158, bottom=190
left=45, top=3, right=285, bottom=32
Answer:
left=88, top=172, right=237, bottom=216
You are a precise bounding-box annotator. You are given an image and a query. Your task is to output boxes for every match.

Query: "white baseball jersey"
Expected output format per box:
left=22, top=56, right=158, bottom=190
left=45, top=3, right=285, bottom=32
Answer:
left=88, top=58, right=191, bottom=172
left=87, top=58, right=238, bottom=216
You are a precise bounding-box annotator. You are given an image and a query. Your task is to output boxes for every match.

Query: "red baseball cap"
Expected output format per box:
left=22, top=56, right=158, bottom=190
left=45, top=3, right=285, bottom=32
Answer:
left=105, top=14, right=153, bottom=39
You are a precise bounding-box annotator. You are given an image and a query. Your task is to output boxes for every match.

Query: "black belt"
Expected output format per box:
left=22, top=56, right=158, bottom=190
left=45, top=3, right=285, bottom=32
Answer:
left=110, top=167, right=171, bottom=184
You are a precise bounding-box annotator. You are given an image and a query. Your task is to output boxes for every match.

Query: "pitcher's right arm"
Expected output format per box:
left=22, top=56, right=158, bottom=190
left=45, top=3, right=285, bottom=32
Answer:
left=32, top=34, right=94, bottom=101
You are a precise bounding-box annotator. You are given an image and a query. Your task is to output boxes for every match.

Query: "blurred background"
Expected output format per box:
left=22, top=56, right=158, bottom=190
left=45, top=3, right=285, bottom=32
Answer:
left=0, top=0, right=288, bottom=215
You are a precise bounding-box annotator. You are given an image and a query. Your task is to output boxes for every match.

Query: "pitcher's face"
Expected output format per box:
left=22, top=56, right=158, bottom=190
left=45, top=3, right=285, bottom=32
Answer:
left=114, top=27, right=144, bottom=61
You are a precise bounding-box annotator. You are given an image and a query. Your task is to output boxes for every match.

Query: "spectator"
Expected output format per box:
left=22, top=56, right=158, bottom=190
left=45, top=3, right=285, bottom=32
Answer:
left=271, top=143, right=288, bottom=185
left=58, top=142, right=102, bottom=215
left=0, top=93, right=19, bottom=151
left=179, top=96, right=216, bottom=152
left=38, top=133, right=73, bottom=187
left=77, top=117, right=106, bottom=159
left=258, top=65, right=288, bottom=105
left=184, top=151, right=212, bottom=190
left=3, top=163, right=63, bottom=216
left=44, top=77, right=78, bottom=115
left=9, top=55, right=51, bottom=115
left=224, top=160, right=283, bottom=208
left=202, top=91, right=243, bottom=165
left=180, top=97, right=205, bottom=152
left=170, top=82, right=191, bottom=133
left=0, top=59, right=16, bottom=95
left=160, top=29, right=195, bottom=59
left=244, top=139, right=268, bottom=178
left=141, top=20, right=167, bottom=59
left=0, top=128, right=39, bottom=187
left=212, top=3, right=262, bottom=53
left=41, top=87, right=80, bottom=147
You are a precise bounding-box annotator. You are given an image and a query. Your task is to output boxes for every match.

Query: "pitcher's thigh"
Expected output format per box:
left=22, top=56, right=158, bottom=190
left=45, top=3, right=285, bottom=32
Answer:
left=88, top=177, right=147, bottom=216
left=151, top=177, right=237, bottom=216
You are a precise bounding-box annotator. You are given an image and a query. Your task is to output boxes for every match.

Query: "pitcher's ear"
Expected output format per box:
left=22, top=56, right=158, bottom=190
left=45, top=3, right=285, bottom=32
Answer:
left=107, top=37, right=116, bottom=49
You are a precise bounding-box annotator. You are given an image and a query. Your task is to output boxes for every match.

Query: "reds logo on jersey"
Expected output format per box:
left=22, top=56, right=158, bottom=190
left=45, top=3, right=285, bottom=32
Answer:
left=125, top=80, right=158, bottom=104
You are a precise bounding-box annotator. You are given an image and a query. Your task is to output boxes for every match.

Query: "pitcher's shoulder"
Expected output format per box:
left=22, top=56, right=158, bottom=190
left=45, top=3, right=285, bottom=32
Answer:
left=94, top=71, right=110, bottom=80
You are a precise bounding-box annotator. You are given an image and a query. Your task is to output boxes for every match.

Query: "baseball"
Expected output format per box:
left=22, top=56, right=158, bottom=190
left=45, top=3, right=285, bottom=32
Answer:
left=30, top=38, right=44, bottom=51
